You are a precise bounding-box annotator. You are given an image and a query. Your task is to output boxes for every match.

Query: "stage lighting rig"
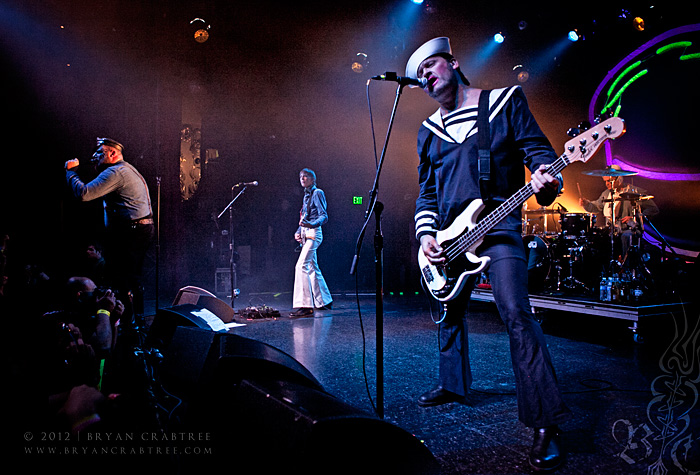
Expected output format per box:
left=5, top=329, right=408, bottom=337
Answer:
left=190, top=18, right=211, bottom=43
left=513, top=65, right=530, bottom=83
left=351, top=52, right=369, bottom=74
left=568, top=29, right=582, bottom=42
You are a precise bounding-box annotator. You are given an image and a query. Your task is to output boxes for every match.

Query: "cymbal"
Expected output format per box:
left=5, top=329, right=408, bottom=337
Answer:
left=601, top=194, right=654, bottom=203
left=524, top=208, right=561, bottom=215
left=618, top=192, right=641, bottom=200
left=582, top=166, right=638, bottom=177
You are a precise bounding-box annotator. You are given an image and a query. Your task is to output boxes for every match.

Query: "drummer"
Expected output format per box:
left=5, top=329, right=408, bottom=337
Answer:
left=579, top=165, right=658, bottom=260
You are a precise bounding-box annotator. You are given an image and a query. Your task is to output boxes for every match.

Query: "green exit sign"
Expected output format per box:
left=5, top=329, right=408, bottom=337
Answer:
left=353, top=196, right=363, bottom=205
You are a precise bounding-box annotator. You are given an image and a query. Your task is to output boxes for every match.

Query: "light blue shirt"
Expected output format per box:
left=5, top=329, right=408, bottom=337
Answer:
left=66, top=160, right=152, bottom=225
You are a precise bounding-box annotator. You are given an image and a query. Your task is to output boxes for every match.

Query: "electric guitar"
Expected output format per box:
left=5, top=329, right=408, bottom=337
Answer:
left=418, top=117, right=626, bottom=301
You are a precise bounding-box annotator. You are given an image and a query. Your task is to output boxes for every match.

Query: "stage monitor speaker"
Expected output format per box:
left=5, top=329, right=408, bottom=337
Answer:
left=160, top=327, right=440, bottom=475
left=145, top=304, right=228, bottom=350
left=158, top=326, right=323, bottom=400
left=230, top=379, right=441, bottom=475
left=178, top=378, right=440, bottom=475
left=172, top=285, right=234, bottom=323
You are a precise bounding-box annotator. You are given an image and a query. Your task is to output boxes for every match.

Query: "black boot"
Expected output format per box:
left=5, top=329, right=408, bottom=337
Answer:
left=417, top=386, right=464, bottom=407
left=529, top=426, right=562, bottom=471
left=289, top=308, right=314, bottom=318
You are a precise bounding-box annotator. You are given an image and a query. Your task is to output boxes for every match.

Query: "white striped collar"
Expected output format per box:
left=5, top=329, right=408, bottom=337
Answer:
left=422, top=86, right=519, bottom=144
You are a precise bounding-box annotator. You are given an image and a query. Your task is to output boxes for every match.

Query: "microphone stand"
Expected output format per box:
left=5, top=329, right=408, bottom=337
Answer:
left=350, top=81, right=407, bottom=419
left=217, top=185, right=249, bottom=308
left=155, top=176, right=161, bottom=312
left=642, top=215, right=677, bottom=259
left=642, top=215, right=680, bottom=299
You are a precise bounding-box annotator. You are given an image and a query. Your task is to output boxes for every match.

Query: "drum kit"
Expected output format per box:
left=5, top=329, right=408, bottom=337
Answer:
left=522, top=166, right=654, bottom=300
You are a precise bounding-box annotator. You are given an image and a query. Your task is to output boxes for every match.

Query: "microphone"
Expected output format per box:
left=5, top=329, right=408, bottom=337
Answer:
left=371, top=72, right=427, bottom=88
left=558, top=203, right=568, bottom=212
left=233, top=181, right=258, bottom=188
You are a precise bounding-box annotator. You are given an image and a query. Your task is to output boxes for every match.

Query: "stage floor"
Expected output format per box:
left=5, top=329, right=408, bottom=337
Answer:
left=209, top=291, right=700, bottom=474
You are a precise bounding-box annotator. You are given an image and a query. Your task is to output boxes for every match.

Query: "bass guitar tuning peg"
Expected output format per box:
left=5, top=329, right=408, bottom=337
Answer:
left=566, top=127, right=580, bottom=137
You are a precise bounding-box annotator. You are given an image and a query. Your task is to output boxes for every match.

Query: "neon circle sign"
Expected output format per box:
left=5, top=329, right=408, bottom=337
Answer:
left=589, top=24, right=700, bottom=181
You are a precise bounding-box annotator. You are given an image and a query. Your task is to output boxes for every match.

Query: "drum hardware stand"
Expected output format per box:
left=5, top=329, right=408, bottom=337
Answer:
left=606, top=188, right=621, bottom=276
left=620, top=202, right=646, bottom=277
left=557, top=241, right=590, bottom=292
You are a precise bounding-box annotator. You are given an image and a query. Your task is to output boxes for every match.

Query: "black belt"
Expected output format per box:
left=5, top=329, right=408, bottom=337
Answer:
left=132, top=217, right=154, bottom=226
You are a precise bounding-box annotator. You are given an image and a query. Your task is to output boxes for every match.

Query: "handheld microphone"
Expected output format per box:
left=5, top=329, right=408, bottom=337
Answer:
left=371, top=72, right=427, bottom=88
left=233, top=181, right=258, bottom=188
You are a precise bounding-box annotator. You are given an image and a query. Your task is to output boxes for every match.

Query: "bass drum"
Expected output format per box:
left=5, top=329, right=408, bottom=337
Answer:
left=523, top=235, right=551, bottom=293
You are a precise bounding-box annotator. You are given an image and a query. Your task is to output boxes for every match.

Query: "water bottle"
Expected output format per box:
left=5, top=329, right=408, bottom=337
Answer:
left=599, top=276, right=608, bottom=302
left=632, top=283, right=643, bottom=302
left=611, top=277, right=620, bottom=302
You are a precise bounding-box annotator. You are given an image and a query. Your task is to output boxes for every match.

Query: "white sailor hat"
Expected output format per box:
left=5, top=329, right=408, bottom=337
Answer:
left=405, top=37, right=452, bottom=80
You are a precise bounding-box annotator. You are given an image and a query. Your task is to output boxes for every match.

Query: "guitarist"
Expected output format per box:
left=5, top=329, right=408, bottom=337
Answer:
left=290, top=168, right=333, bottom=317
left=406, top=37, right=571, bottom=471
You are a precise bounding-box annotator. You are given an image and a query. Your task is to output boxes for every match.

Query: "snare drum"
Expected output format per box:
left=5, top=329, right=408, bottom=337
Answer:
left=560, top=213, right=595, bottom=239
left=523, top=235, right=551, bottom=292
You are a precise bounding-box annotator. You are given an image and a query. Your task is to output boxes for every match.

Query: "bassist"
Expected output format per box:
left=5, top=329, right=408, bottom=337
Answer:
left=407, top=37, right=571, bottom=472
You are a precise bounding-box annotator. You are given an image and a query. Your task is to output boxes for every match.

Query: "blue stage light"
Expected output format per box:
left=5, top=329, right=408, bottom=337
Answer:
left=568, top=30, right=580, bottom=42
left=494, top=33, right=505, bottom=44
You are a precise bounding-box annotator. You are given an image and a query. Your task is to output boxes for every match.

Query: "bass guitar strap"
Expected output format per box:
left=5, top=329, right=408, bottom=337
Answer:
left=477, top=89, right=492, bottom=203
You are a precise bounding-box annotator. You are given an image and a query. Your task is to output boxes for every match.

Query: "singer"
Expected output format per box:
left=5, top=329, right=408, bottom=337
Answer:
left=406, top=37, right=570, bottom=471
left=64, top=137, right=154, bottom=317
left=290, top=168, right=333, bottom=318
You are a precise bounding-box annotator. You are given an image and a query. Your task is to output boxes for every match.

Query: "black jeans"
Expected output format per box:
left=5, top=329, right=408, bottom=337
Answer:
left=107, top=223, right=154, bottom=315
left=438, top=230, right=571, bottom=428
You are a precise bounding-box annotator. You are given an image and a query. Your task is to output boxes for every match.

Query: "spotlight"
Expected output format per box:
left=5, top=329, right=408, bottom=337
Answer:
left=513, top=64, right=529, bottom=83
left=194, top=28, right=209, bottom=43
left=633, top=17, right=645, bottom=31
left=568, top=29, right=581, bottom=42
left=518, top=21, right=528, bottom=31
left=351, top=52, right=369, bottom=74
left=410, top=0, right=424, bottom=4
left=190, top=18, right=211, bottom=43
left=494, top=32, right=505, bottom=44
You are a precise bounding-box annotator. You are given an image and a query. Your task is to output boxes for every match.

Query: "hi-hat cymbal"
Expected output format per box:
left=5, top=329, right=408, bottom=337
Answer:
left=582, top=166, right=638, bottom=177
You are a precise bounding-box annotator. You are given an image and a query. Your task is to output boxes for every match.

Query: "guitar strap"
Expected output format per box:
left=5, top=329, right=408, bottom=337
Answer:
left=300, top=188, right=316, bottom=240
left=301, top=188, right=312, bottom=215
left=477, top=89, right=492, bottom=202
